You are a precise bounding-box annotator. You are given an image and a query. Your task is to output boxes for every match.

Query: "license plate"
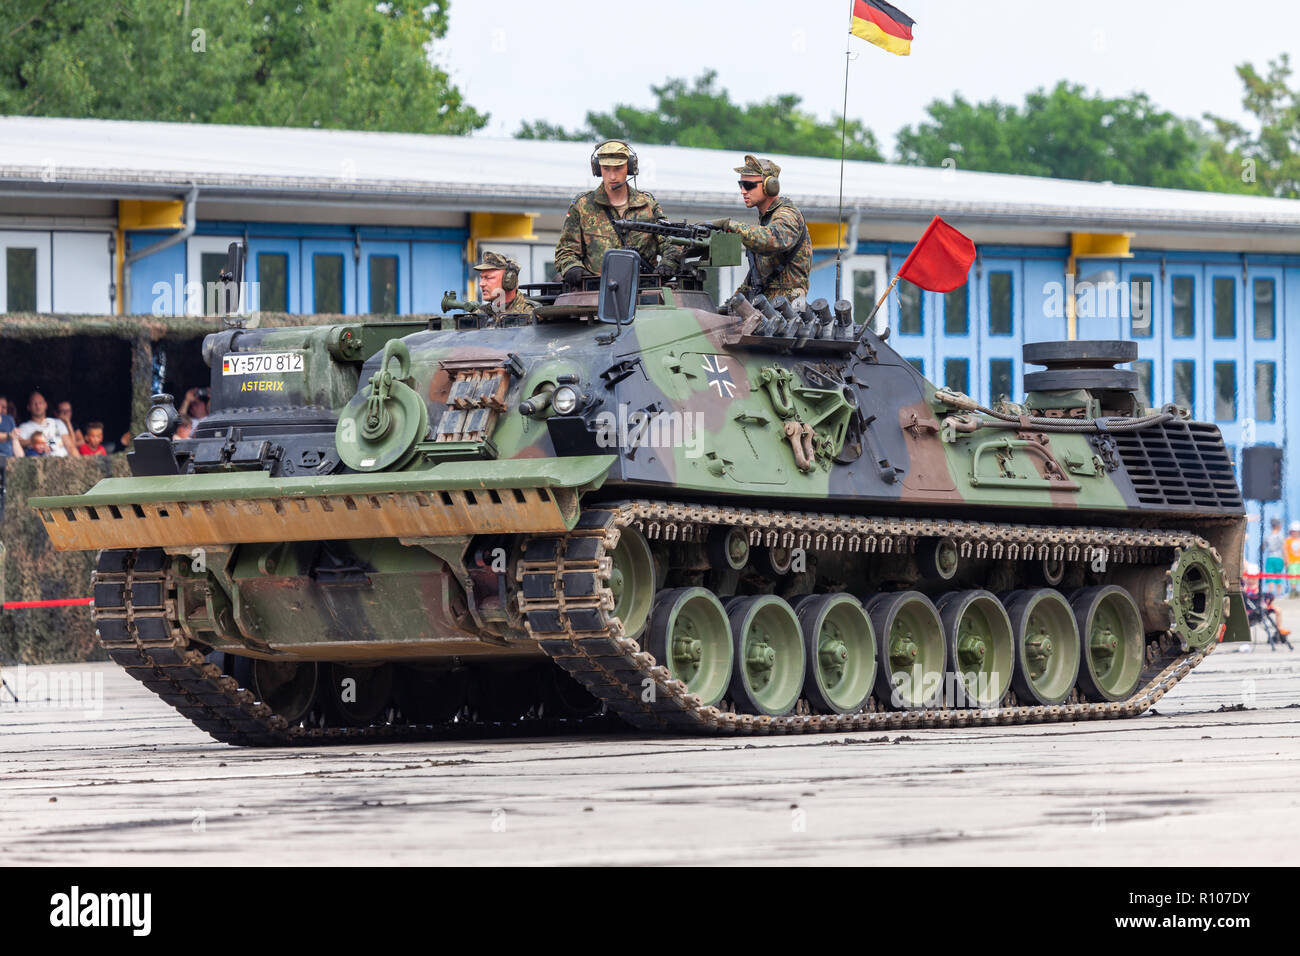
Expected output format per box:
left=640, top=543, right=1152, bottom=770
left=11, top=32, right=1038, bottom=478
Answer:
left=222, top=351, right=305, bottom=375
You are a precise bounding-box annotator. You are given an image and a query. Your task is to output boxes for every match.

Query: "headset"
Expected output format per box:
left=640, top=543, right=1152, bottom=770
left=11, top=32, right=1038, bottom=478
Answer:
left=591, top=140, right=639, bottom=177
left=762, top=171, right=780, bottom=197
left=502, top=265, right=519, bottom=292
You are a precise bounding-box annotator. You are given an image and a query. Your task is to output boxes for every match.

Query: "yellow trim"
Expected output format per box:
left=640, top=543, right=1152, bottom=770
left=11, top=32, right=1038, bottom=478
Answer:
left=468, top=212, right=538, bottom=297
left=114, top=224, right=125, bottom=316
left=118, top=199, right=186, bottom=231
left=850, top=19, right=911, bottom=56
left=807, top=222, right=848, bottom=250
left=1071, top=232, right=1134, bottom=259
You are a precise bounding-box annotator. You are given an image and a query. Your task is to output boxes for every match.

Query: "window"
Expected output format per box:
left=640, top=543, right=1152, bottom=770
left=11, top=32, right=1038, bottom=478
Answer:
left=5, top=247, right=37, bottom=312
left=988, top=358, right=1013, bottom=405
left=906, top=357, right=924, bottom=375
left=199, top=252, right=229, bottom=315
left=1172, top=360, right=1195, bottom=411
left=313, top=254, right=344, bottom=314
left=1255, top=361, right=1276, bottom=422
left=944, top=358, right=969, bottom=395
left=1133, top=359, right=1154, bottom=408
left=1171, top=276, right=1194, bottom=337
left=1254, top=278, right=1276, bottom=339
left=1129, top=274, right=1153, bottom=338
left=852, top=269, right=877, bottom=328
left=1212, top=277, right=1235, bottom=338
left=257, top=253, right=288, bottom=312
left=944, top=283, right=968, bottom=335
left=369, top=255, right=398, bottom=313
left=898, top=279, right=921, bottom=335
left=1213, top=361, right=1236, bottom=421
left=988, top=272, right=1012, bottom=335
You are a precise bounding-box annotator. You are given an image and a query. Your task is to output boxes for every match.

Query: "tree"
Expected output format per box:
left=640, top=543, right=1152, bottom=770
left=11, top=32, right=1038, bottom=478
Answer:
left=0, top=0, right=486, bottom=134
left=895, top=81, right=1212, bottom=190
left=517, top=70, right=883, bottom=162
left=1203, top=55, right=1300, bottom=199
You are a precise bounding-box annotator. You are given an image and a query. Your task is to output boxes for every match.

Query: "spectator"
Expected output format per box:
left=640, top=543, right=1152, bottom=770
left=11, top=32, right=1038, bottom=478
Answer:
left=0, top=396, right=22, bottom=460
left=78, top=421, right=108, bottom=456
left=1263, top=518, right=1285, bottom=594
left=174, top=414, right=194, bottom=440
left=1286, top=523, right=1300, bottom=599
left=16, top=391, right=80, bottom=457
left=179, top=387, right=209, bottom=424
left=27, top=431, right=51, bottom=456
left=56, top=400, right=85, bottom=447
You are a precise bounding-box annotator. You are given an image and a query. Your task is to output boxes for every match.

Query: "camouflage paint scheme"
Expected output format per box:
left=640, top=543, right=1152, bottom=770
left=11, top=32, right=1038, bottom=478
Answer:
left=32, top=266, right=1247, bottom=660
left=554, top=185, right=676, bottom=275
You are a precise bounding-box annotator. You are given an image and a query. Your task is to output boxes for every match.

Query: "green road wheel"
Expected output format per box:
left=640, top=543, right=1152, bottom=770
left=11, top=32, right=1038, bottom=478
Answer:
left=726, top=595, right=806, bottom=716
left=232, top=657, right=319, bottom=726
left=323, top=662, right=395, bottom=727
left=1167, top=546, right=1228, bottom=648
left=1070, top=586, right=1145, bottom=702
left=607, top=524, right=656, bottom=641
left=865, top=591, right=947, bottom=709
left=647, top=587, right=734, bottom=707
left=935, top=590, right=1014, bottom=708
left=1005, top=589, right=1081, bottom=706
left=796, top=593, right=876, bottom=714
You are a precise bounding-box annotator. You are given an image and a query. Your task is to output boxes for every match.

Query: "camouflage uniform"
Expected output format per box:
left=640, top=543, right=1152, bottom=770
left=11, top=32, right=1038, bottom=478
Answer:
left=555, top=185, right=675, bottom=276
left=729, top=156, right=812, bottom=307
left=473, top=250, right=536, bottom=327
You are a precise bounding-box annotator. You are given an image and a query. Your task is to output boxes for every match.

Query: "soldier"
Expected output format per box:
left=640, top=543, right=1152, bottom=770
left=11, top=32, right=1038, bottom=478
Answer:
left=554, top=140, right=678, bottom=286
left=473, top=251, right=536, bottom=326
left=714, top=154, right=812, bottom=309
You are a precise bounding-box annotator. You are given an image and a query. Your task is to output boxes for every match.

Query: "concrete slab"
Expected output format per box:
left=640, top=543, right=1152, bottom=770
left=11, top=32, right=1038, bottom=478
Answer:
left=1, top=639, right=1297, bottom=866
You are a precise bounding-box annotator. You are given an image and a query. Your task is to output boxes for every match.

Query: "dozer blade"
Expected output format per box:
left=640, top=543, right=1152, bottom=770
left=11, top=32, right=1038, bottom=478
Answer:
left=29, top=456, right=615, bottom=552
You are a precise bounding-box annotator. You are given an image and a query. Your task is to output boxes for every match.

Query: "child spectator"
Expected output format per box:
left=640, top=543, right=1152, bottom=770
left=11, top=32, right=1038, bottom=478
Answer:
left=78, top=421, right=108, bottom=456
left=27, top=431, right=51, bottom=456
left=1284, top=522, right=1300, bottom=599
left=179, top=387, right=209, bottom=424
left=56, top=401, right=85, bottom=447
left=16, top=391, right=79, bottom=457
left=174, top=414, right=194, bottom=440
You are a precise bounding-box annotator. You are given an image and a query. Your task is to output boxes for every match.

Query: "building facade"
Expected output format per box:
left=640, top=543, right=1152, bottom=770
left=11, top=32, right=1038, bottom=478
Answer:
left=1, top=116, right=1295, bottom=555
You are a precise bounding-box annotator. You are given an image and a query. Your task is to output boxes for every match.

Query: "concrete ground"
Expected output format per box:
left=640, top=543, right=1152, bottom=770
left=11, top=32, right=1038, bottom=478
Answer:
left=2, top=626, right=1297, bottom=866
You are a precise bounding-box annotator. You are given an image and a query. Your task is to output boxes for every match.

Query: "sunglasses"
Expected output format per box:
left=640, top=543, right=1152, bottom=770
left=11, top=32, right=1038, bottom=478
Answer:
left=738, top=180, right=762, bottom=191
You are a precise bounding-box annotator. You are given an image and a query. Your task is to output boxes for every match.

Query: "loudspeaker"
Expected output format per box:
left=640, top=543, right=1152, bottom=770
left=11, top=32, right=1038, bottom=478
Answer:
left=1242, top=445, right=1283, bottom=501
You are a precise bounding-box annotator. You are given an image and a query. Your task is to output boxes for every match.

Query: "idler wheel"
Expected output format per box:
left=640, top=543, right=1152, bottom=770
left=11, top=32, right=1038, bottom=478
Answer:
left=794, top=593, right=876, bottom=714
left=231, top=657, right=319, bottom=726
left=726, top=595, right=806, bottom=716
left=646, top=587, right=734, bottom=707
left=935, top=590, right=1014, bottom=708
left=1069, top=586, right=1145, bottom=702
left=322, top=662, right=395, bottom=727
left=607, top=524, right=656, bottom=641
left=865, top=591, right=947, bottom=709
left=1004, top=588, right=1081, bottom=706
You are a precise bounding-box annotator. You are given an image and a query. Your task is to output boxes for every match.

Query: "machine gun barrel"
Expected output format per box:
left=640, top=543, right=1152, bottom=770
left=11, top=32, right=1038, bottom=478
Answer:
left=613, top=219, right=715, bottom=244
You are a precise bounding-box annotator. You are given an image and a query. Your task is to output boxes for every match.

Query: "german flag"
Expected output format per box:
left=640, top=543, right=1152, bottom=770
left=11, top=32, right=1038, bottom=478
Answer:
left=850, top=0, right=915, bottom=56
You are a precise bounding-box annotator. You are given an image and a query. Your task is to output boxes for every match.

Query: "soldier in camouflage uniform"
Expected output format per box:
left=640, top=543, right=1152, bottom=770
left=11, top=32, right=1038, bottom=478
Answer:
left=474, top=251, right=536, bottom=326
left=554, top=140, right=679, bottom=284
left=714, top=154, right=812, bottom=309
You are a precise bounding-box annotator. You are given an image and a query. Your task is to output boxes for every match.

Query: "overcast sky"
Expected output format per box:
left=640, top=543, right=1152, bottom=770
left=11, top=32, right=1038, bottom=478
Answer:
left=437, top=0, right=1299, bottom=155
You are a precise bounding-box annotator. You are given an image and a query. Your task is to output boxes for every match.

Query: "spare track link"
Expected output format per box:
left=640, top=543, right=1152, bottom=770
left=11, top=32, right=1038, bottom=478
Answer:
left=520, top=501, right=1217, bottom=735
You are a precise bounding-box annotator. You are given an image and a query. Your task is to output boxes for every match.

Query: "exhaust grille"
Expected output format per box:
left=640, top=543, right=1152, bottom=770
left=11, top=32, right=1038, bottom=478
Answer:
left=1112, top=420, right=1243, bottom=510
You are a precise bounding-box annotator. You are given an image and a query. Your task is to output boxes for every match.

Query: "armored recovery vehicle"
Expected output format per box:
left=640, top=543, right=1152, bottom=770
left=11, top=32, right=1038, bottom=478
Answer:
left=32, top=225, right=1248, bottom=744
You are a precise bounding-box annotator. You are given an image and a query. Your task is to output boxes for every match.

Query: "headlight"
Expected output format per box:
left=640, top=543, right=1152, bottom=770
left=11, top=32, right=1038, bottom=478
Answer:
left=146, top=404, right=176, bottom=436
left=552, top=385, right=579, bottom=415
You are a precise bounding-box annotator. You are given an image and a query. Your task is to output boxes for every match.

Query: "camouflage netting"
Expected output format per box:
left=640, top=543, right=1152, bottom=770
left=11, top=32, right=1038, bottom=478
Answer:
left=1, top=455, right=129, bottom=664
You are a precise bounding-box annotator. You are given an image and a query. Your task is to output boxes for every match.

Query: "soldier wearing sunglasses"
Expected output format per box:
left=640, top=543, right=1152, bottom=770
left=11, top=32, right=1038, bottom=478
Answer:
left=712, top=154, right=812, bottom=309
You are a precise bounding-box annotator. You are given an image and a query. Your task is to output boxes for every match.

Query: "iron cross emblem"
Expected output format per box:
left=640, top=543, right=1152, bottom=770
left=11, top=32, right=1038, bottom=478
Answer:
left=702, top=355, right=736, bottom=398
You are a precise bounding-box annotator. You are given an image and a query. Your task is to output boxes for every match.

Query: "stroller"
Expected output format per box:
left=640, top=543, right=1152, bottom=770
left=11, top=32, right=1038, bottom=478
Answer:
left=1242, top=588, right=1295, bottom=651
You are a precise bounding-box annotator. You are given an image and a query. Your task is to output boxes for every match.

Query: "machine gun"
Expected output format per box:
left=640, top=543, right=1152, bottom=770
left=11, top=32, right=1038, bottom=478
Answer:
left=440, top=291, right=482, bottom=313
left=612, top=219, right=743, bottom=269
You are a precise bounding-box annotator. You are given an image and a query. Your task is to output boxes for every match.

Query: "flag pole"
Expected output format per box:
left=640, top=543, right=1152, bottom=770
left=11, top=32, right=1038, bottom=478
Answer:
left=863, top=275, right=900, bottom=331
left=834, top=0, right=854, bottom=303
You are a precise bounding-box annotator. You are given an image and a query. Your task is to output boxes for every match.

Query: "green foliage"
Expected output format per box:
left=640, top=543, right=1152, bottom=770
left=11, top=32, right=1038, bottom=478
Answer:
left=516, top=70, right=883, bottom=162
left=0, top=0, right=486, bottom=134
left=1203, top=55, right=1300, bottom=198
left=895, top=81, right=1212, bottom=189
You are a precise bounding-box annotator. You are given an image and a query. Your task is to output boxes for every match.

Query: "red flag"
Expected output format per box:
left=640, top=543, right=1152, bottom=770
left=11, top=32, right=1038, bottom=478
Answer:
left=896, top=217, right=976, bottom=292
